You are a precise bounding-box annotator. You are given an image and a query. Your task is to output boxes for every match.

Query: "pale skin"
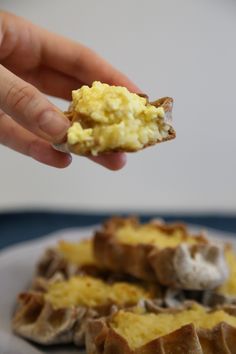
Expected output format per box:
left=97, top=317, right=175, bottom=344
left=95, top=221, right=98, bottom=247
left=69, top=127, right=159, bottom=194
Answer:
left=0, top=11, right=140, bottom=169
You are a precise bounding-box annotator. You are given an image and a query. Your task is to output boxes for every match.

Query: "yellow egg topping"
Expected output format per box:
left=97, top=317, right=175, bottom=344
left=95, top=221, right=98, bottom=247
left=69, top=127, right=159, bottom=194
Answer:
left=218, top=248, right=236, bottom=296
left=57, top=240, right=96, bottom=266
left=44, top=275, right=153, bottom=309
left=67, top=81, right=172, bottom=155
left=111, top=304, right=236, bottom=349
left=115, top=223, right=199, bottom=249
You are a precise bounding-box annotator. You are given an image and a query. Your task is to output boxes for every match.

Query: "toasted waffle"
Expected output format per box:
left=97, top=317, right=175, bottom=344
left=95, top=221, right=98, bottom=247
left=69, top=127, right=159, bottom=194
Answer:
left=12, top=274, right=161, bottom=346
left=94, top=217, right=228, bottom=289
left=86, top=302, right=236, bottom=354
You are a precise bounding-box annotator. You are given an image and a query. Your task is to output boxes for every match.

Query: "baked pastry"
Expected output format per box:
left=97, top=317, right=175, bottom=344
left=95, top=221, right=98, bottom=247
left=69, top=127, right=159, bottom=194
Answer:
left=203, top=246, right=236, bottom=306
left=12, top=274, right=160, bottom=346
left=86, top=302, right=236, bottom=354
left=36, top=239, right=104, bottom=279
left=94, top=217, right=229, bottom=289
left=59, top=81, right=175, bottom=156
left=217, top=246, right=236, bottom=298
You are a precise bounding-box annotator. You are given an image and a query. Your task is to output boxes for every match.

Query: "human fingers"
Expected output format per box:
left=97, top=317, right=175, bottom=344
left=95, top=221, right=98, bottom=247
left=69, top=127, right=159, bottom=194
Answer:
left=40, top=30, right=140, bottom=92
left=0, top=11, right=140, bottom=93
left=0, top=64, right=70, bottom=143
left=0, top=109, right=71, bottom=168
left=23, top=67, right=83, bottom=101
left=88, top=152, right=127, bottom=170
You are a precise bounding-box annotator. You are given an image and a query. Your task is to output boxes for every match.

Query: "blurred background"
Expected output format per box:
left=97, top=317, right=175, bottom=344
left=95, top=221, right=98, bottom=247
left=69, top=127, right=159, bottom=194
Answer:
left=0, top=0, right=236, bottom=214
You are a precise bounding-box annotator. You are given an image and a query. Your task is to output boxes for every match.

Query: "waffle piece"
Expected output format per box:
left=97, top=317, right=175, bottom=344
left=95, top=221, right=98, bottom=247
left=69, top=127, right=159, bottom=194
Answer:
left=86, top=302, right=236, bottom=354
left=60, top=81, right=175, bottom=156
left=94, top=217, right=228, bottom=290
left=36, top=239, right=105, bottom=279
left=12, top=274, right=160, bottom=346
left=203, top=246, right=236, bottom=306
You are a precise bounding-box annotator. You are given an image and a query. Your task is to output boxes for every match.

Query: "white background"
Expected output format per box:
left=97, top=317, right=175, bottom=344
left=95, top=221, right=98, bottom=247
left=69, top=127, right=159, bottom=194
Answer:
left=0, top=0, right=236, bottom=213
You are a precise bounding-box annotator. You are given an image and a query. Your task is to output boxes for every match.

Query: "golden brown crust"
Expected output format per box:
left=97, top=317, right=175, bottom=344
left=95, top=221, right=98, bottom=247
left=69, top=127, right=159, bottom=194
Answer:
left=202, top=290, right=236, bottom=308
left=87, top=322, right=236, bottom=354
left=149, top=243, right=227, bottom=288
left=198, top=322, right=236, bottom=353
left=65, top=96, right=176, bottom=156
left=12, top=290, right=127, bottom=346
left=12, top=276, right=162, bottom=346
left=36, top=248, right=72, bottom=279
left=35, top=245, right=158, bottom=284
left=94, top=217, right=196, bottom=283
left=94, top=217, right=191, bottom=281
left=36, top=247, right=108, bottom=280
left=93, top=217, right=228, bottom=290
left=85, top=305, right=236, bottom=354
left=12, top=292, right=82, bottom=345
left=95, top=230, right=155, bottom=280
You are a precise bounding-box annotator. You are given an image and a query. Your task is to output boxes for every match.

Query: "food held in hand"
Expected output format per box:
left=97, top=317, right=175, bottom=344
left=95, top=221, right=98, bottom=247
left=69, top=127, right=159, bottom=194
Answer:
left=64, top=81, right=175, bottom=155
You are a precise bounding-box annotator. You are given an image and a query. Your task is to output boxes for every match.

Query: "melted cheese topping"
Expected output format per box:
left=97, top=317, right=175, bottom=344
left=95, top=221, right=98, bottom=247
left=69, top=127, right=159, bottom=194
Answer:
left=115, top=224, right=199, bottom=249
left=45, top=275, right=153, bottom=309
left=218, top=249, right=236, bottom=295
left=67, top=81, right=171, bottom=155
left=111, top=304, right=236, bottom=349
left=57, top=240, right=96, bottom=266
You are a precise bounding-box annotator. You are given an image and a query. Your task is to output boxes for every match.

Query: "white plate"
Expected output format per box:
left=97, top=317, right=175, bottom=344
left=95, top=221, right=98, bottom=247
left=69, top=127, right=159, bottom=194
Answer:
left=0, top=224, right=235, bottom=354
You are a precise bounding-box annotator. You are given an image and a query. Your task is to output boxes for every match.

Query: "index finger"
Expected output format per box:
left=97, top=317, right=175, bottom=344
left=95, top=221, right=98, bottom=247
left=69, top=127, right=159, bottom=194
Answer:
left=39, top=29, right=140, bottom=92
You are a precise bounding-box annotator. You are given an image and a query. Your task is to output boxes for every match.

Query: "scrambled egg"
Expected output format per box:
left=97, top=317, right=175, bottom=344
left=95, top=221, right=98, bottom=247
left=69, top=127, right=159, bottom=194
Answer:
left=115, top=223, right=199, bottom=249
left=111, top=304, right=236, bottom=349
left=45, top=275, right=153, bottom=309
left=57, top=240, right=97, bottom=266
left=218, top=248, right=236, bottom=296
left=67, top=81, right=172, bottom=155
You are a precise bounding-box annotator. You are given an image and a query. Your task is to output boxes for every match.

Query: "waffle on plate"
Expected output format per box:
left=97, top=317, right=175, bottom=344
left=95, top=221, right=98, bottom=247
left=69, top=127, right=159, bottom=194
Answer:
left=12, top=274, right=161, bottom=346
left=94, top=217, right=228, bottom=290
left=86, top=302, right=236, bottom=354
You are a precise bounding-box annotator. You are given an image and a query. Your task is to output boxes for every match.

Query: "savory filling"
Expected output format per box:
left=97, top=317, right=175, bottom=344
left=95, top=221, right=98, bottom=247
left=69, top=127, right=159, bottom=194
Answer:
left=115, top=223, right=200, bottom=249
left=45, top=275, right=154, bottom=309
left=57, top=240, right=96, bottom=266
left=67, top=81, right=172, bottom=155
left=218, top=248, right=236, bottom=296
left=111, top=304, right=236, bottom=349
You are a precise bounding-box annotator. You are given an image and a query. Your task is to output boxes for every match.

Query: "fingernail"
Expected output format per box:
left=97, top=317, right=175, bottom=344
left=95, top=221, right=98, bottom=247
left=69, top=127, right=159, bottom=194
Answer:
left=39, top=111, right=70, bottom=139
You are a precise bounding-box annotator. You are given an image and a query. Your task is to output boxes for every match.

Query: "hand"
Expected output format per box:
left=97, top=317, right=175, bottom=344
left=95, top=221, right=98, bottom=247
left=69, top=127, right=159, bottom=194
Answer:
left=0, top=11, right=140, bottom=169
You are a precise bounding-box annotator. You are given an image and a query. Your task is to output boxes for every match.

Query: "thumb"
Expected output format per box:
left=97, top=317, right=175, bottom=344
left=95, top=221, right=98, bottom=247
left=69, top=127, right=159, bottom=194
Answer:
left=0, top=64, right=70, bottom=143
